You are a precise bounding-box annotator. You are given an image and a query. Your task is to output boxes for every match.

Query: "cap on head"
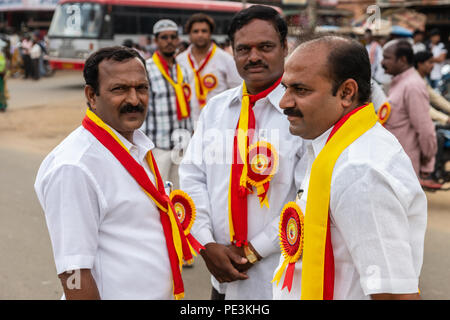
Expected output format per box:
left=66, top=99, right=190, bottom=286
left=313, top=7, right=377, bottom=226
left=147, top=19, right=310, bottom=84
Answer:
left=153, top=19, right=178, bottom=35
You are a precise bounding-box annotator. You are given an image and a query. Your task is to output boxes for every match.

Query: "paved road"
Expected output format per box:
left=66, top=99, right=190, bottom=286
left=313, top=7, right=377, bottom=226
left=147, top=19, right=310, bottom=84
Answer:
left=0, top=71, right=449, bottom=300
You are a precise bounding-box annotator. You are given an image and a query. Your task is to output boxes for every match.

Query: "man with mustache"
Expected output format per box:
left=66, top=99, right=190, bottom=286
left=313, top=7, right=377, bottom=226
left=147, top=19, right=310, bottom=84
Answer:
left=381, top=40, right=438, bottom=189
left=179, top=5, right=304, bottom=300
left=35, top=46, right=193, bottom=299
left=141, top=19, right=193, bottom=189
left=272, top=35, right=426, bottom=300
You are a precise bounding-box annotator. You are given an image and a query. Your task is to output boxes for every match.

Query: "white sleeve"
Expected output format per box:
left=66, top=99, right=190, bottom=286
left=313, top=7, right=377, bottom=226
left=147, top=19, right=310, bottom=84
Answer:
left=179, top=116, right=215, bottom=245
left=330, top=160, right=426, bottom=295
left=36, top=164, right=103, bottom=275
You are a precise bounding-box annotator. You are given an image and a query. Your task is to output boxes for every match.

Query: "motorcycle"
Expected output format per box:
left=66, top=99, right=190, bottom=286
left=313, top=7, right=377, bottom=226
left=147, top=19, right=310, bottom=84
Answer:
left=437, top=64, right=450, bottom=101
left=431, top=124, right=450, bottom=190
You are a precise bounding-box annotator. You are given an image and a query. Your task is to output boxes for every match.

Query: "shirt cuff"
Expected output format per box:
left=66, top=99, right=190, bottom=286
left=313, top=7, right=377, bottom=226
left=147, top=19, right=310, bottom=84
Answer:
left=55, top=254, right=95, bottom=275
left=360, top=276, right=419, bottom=296
left=250, top=231, right=278, bottom=259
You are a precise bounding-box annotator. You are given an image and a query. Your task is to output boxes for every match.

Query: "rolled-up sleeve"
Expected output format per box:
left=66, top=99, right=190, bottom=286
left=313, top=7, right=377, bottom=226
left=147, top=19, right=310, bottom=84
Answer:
left=35, top=164, right=103, bottom=275
left=330, top=161, right=426, bottom=295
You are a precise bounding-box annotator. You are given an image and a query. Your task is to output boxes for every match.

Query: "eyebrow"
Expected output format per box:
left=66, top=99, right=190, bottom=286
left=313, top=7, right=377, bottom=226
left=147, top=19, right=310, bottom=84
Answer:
left=236, top=40, right=277, bottom=47
left=281, top=81, right=310, bottom=89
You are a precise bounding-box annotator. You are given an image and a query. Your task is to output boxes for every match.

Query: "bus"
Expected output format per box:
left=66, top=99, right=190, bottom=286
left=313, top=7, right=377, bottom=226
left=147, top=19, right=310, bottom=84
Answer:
left=47, top=0, right=275, bottom=71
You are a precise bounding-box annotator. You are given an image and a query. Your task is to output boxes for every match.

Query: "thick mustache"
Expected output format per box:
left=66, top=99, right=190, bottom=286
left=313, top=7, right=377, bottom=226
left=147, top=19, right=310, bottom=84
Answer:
left=244, top=61, right=268, bottom=70
left=120, top=104, right=145, bottom=114
left=283, top=107, right=303, bottom=118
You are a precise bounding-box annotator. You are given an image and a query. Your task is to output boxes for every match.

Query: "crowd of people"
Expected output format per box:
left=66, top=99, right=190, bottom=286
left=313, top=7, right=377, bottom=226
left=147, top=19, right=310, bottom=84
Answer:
left=0, top=30, right=51, bottom=112
left=30, top=5, right=449, bottom=301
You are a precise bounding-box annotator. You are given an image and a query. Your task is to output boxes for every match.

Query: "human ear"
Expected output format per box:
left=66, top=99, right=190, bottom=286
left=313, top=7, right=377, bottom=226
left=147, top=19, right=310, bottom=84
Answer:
left=84, top=85, right=96, bottom=110
left=338, top=79, right=358, bottom=108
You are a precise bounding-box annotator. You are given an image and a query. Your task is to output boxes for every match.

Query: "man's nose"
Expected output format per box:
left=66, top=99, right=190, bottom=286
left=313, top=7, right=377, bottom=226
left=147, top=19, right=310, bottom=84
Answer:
left=248, top=46, right=262, bottom=62
left=126, top=88, right=140, bottom=105
left=279, top=89, right=294, bottom=110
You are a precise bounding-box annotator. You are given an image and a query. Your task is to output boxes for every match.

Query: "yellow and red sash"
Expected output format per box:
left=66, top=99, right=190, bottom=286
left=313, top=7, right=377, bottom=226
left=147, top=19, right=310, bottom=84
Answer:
left=187, top=44, right=218, bottom=109
left=228, top=78, right=281, bottom=247
left=81, top=108, right=203, bottom=299
left=152, top=51, right=191, bottom=120
left=300, top=103, right=378, bottom=300
left=377, top=101, right=391, bottom=126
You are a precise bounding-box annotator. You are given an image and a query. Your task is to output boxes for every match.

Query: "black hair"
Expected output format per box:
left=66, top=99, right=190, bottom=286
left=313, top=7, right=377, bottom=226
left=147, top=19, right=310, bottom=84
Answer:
left=227, top=5, right=287, bottom=47
left=299, top=35, right=371, bottom=105
left=414, top=50, right=433, bottom=68
left=83, top=46, right=148, bottom=95
left=185, top=13, right=215, bottom=34
left=429, top=28, right=440, bottom=37
left=413, top=29, right=424, bottom=37
left=393, top=40, right=414, bottom=66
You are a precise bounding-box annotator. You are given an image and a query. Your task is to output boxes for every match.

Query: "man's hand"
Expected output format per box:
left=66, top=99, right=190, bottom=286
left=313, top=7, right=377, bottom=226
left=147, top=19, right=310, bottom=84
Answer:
left=58, top=269, right=101, bottom=300
left=200, top=243, right=249, bottom=283
left=227, top=242, right=262, bottom=273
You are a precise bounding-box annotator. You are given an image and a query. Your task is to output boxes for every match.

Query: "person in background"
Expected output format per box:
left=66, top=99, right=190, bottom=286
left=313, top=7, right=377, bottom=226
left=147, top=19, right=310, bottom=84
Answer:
left=141, top=19, right=193, bottom=189
left=30, top=36, right=42, bottom=80
left=414, top=50, right=450, bottom=125
left=0, top=43, right=7, bottom=112
left=382, top=40, right=440, bottom=189
left=428, top=28, right=447, bottom=89
left=21, top=34, right=33, bottom=79
left=412, top=29, right=426, bottom=54
left=177, top=13, right=241, bottom=123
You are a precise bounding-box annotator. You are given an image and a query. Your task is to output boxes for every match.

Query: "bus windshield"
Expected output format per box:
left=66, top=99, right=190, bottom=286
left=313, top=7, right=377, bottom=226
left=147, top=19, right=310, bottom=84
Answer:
left=49, top=2, right=103, bottom=38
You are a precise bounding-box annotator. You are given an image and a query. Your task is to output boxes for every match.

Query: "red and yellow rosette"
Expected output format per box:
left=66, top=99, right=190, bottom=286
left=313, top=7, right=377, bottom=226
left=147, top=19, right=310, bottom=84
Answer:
left=169, top=190, right=204, bottom=260
left=182, top=83, right=191, bottom=102
left=202, top=73, right=218, bottom=91
left=377, top=101, right=391, bottom=125
left=246, top=141, right=279, bottom=208
left=272, top=201, right=304, bottom=292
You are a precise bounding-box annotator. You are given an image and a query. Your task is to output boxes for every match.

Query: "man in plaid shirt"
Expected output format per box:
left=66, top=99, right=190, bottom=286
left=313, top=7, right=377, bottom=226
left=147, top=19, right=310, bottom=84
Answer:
left=141, top=19, right=193, bottom=188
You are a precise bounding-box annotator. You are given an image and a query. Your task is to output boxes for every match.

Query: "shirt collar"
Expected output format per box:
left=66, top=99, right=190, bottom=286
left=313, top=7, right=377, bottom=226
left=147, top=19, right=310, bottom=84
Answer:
left=309, top=126, right=333, bottom=158
left=230, top=82, right=285, bottom=115
left=107, top=125, right=155, bottom=163
left=391, top=67, right=415, bottom=85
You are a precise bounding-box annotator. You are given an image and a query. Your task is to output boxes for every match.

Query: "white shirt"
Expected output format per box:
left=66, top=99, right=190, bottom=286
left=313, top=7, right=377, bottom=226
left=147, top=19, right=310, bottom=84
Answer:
left=30, top=43, right=42, bottom=59
left=179, top=83, right=305, bottom=299
left=273, top=122, right=427, bottom=300
left=177, top=44, right=242, bottom=123
left=34, top=124, right=174, bottom=300
left=430, top=42, right=448, bottom=81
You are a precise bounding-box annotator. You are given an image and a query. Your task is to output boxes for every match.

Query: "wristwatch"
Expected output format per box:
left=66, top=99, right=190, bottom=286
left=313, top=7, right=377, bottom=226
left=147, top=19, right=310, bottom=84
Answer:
left=244, top=245, right=258, bottom=264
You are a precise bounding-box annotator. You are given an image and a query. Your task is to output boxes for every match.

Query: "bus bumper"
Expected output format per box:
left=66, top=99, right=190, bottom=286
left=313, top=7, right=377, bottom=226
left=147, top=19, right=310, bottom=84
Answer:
left=49, top=59, right=85, bottom=71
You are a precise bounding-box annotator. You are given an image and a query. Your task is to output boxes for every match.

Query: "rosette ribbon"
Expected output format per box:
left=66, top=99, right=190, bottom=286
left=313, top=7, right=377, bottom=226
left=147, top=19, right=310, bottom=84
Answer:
left=246, top=141, right=279, bottom=208
left=377, top=101, right=391, bottom=126
left=272, top=202, right=304, bottom=292
left=169, top=189, right=205, bottom=262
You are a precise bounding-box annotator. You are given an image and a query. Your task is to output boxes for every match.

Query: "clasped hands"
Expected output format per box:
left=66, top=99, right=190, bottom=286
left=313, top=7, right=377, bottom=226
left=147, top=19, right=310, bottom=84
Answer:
left=200, top=242, right=261, bottom=283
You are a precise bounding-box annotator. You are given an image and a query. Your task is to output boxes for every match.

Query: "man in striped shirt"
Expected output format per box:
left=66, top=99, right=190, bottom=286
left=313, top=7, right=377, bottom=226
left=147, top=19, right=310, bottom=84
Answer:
left=141, top=19, right=193, bottom=188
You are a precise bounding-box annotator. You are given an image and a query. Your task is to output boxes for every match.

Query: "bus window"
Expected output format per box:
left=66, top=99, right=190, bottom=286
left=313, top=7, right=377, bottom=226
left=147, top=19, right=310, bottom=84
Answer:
left=48, top=3, right=104, bottom=38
